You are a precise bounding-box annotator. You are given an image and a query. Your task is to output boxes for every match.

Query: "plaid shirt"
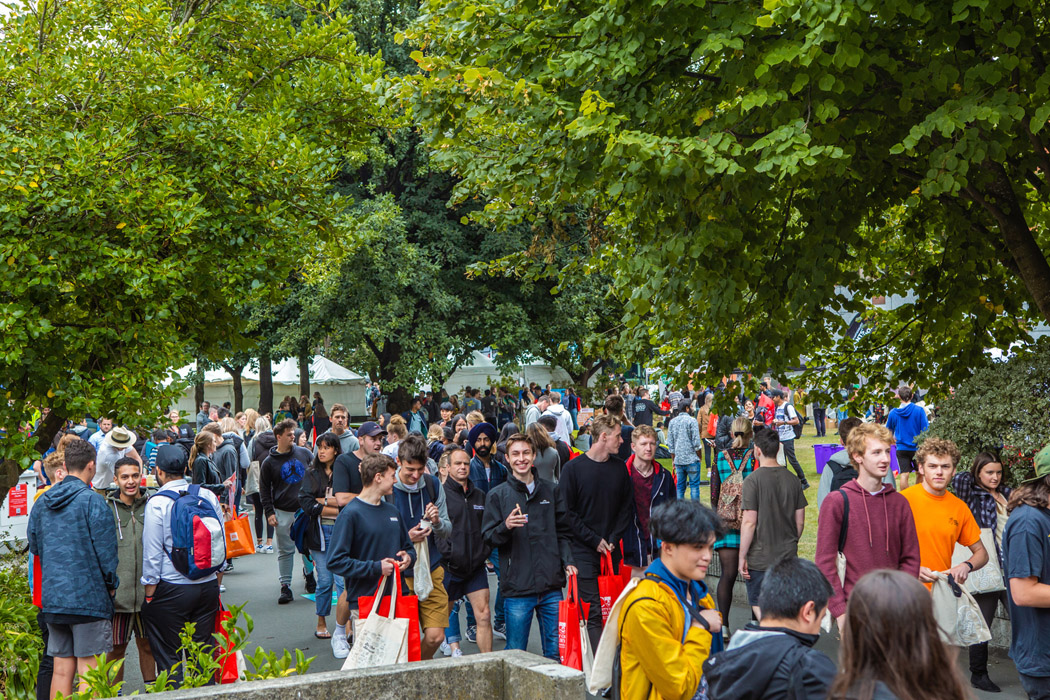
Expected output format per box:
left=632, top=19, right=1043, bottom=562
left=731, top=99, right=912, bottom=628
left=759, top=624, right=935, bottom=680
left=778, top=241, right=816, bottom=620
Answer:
left=951, top=471, right=1011, bottom=566
left=667, top=414, right=703, bottom=465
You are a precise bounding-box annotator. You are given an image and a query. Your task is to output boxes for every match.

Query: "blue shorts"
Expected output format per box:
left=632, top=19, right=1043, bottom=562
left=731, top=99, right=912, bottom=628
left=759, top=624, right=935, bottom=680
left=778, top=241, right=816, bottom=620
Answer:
left=444, top=566, right=489, bottom=602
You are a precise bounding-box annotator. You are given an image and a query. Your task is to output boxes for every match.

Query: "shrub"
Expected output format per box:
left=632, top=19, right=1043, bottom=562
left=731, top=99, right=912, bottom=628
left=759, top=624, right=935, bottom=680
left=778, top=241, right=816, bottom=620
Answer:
left=0, top=547, right=41, bottom=700
left=923, top=337, right=1050, bottom=485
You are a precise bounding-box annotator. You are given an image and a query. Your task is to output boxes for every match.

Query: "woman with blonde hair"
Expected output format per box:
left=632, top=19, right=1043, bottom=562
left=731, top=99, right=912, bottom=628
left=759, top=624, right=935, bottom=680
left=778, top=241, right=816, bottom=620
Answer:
left=709, top=415, right=756, bottom=637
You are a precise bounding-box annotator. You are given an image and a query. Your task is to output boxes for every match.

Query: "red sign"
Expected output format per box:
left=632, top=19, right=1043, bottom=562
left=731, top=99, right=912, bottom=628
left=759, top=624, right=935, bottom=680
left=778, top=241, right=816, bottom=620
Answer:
left=8, top=483, right=28, bottom=517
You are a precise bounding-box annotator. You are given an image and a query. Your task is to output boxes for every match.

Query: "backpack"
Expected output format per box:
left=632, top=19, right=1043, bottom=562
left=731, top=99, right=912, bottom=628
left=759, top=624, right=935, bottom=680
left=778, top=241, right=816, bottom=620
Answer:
left=717, top=450, right=747, bottom=529
left=828, top=457, right=859, bottom=493
left=153, top=484, right=226, bottom=580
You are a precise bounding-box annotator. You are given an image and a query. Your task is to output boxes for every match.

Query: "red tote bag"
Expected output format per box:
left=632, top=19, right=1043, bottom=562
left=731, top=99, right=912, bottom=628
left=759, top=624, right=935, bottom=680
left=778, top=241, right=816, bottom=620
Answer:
left=358, top=569, right=421, bottom=662
left=558, top=573, right=590, bottom=670
left=598, top=551, right=627, bottom=626
left=214, top=602, right=240, bottom=684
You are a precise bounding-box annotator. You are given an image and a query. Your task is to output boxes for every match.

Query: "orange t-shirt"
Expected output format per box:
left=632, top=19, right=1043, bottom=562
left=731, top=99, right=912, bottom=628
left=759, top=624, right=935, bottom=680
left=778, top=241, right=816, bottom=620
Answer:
left=902, top=484, right=981, bottom=588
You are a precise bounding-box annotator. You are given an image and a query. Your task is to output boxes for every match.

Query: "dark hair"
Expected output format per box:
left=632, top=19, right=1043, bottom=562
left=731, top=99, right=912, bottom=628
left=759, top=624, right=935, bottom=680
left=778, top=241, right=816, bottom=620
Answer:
left=313, top=402, right=329, bottom=421
left=311, top=432, right=343, bottom=470
left=537, top=415, right=558, bottom=431
left=752, top=425, right=781, bottom=459
left=898, top=386, right=913, bottom=402
left=758, top=557, right=833, bottom=620
left=837, top=417, right=863, bottom=446
left=397, top=434, right=428, bottom=466
left=114, top=456, right=140, bottom=475
left=970, top=450, right=1004, bottom=484
left=828, top=570, right=967, bottom=700
left=443, top=444, right=468, bottom=462
left=63, top=439, right=97, bottom=473
left=770, top=389, right=786, bottom=400
left=274, top=418, right=298, bottom=437
left=152, top=429, right=169, bottom=442
left=649, top=500, right=724, bottom=546
left=604, top=394, right=625, bottom=416
left=360, top=454, right=396, bottom=485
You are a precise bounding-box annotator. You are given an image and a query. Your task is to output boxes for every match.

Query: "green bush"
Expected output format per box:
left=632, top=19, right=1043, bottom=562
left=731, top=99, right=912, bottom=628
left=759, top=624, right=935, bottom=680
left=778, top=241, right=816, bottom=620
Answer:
left=0, top=547, right=41, bottom=700
left=923, top=337, right=1050, bottom=485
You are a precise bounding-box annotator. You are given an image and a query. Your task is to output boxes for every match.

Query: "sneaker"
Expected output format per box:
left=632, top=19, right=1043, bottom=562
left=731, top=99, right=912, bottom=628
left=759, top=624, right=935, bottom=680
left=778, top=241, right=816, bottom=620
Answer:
left=440, top=639, right=453, bottom=657
left=331, top=632, right=350, bottom=659
left=278, top=584, right=293, bottom=604
left=219, top=584, right=227, bottom=593
left=451, top=648, right=463, bottom=658
left=255, top=542, right=265, bottom=553
left=264, top=544, right=274, bottom=554
left=465, top=625, right=477, bottom=643
left=223, top=560, right=234, bottom=572
left=492, top=623, right=507, bottom=641
left=305, top=571, right=317, bottom=594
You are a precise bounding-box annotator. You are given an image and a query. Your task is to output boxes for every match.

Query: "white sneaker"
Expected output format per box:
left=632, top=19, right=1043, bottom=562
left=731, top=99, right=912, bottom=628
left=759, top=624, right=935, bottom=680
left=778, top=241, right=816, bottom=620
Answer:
left=451, top=648, right=463, bottom=657
left=440, top=639, right=452, bottom=657
left=219, top=584, right=227, bottom=593
left=264, top=544, right=274, bottom=554
left=331, top=632, right=350, bottom=659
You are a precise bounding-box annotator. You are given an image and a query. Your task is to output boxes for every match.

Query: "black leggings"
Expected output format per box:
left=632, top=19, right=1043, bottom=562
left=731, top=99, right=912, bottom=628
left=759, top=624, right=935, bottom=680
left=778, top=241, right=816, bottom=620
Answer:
left=717, top=548, right=740, bottom=626
left=248, top=492, right=274, bottom=541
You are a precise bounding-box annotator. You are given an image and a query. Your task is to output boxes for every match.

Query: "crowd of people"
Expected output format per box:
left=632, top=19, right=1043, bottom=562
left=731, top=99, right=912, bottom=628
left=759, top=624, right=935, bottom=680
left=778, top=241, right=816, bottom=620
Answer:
left=21, top=379, right=1050, bottom=700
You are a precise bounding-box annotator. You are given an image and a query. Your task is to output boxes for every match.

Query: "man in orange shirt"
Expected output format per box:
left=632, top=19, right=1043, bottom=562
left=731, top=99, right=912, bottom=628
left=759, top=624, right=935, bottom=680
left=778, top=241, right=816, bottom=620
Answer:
left=902, top=438, right=988, bottom=589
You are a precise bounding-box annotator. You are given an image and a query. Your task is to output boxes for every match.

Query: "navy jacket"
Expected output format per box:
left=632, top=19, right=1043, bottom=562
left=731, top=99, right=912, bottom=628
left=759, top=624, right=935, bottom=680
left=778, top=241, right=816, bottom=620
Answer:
left=621, top=456, right=676, bottom=568
left=469, top=454, right=508, bottom=494
left=28, top=477, right=119, bottom=619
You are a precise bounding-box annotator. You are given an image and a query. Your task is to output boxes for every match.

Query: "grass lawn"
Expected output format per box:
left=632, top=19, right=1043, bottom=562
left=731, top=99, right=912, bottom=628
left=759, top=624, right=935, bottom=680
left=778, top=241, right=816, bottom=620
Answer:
left=655, top=424, right=830, bottom=560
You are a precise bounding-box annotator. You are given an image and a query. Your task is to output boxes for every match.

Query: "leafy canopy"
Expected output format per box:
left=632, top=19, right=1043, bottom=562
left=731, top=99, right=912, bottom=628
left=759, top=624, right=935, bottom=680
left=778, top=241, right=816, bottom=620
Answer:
left=403, top=0, right=1050, bottom=398
left=0, top=0, right=387, bottom=471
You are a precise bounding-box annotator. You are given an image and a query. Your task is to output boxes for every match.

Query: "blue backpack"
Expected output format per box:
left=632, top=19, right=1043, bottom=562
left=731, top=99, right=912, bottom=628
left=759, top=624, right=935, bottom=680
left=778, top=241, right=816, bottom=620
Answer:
left=154, top=484, right=227, bottom=580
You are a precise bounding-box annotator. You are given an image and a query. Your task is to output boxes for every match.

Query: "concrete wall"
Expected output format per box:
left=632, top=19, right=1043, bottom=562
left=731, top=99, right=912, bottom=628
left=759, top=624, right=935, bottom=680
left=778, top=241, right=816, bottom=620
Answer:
left=145, top=650, right=584, bottom=700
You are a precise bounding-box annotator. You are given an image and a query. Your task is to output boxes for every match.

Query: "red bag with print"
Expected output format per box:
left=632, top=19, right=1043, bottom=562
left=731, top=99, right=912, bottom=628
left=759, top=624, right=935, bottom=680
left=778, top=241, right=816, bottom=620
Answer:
left=598, top=551, right=627, bottom=626
left=358, top=568, right=421, bottom=662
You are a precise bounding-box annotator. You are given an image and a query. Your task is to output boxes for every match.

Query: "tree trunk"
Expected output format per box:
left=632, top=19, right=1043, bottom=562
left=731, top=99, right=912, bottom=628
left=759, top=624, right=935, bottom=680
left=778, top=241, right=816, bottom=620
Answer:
left=1, top=411, right=66, bottom=495
left=258, top=352, right=273, bottom=416
left=973, top=163, right=1050, bottom=324
left=194, top=356, right=205, bottom=408
left=299, top=348, right=310, bottom=400
left=223, top=363, right=245, bottom=414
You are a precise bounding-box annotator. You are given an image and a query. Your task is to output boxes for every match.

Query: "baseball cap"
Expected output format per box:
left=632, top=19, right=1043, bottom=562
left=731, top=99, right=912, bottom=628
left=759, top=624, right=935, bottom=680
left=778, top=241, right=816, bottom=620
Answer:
left=358, top=421, right=387, bottom=438
left=1023, top=443, right=1050, bottom=483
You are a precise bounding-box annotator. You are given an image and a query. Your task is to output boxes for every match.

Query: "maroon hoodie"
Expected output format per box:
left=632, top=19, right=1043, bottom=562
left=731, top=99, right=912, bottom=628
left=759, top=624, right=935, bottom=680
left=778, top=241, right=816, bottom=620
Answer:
left=815, top=479, right=921, bottom=617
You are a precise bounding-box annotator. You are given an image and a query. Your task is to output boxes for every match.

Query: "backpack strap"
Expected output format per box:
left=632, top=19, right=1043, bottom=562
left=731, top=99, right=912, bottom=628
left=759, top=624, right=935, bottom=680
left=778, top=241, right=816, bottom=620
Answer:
left=721, top=449, right=743, bottom=476
left=615, top=595, right=658, bottom=700
left=837, top=489, right=850, bottom=553
left=424, top=473, right=438, bottom=503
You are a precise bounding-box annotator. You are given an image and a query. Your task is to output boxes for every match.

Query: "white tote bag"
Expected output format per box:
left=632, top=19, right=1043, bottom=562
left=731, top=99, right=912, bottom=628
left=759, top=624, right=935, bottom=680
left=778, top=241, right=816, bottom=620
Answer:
left=821, top=490, right=849, bottom=633
left=930, top=572, right=991, bottom=647
left=588, top=577, right=642, bottom=694
left=952, top=529, right=1004, bottom=594
left=413, top=540, right=433, bottom=602
left=341, top=574, right=409, bottom=671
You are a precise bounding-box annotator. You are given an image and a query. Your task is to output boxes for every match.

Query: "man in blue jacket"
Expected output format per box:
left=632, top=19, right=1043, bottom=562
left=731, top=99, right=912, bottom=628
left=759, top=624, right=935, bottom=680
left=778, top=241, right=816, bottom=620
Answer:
left=886, top=385, right=929, bottom=491
left=28, top=439, right=118, bottom=699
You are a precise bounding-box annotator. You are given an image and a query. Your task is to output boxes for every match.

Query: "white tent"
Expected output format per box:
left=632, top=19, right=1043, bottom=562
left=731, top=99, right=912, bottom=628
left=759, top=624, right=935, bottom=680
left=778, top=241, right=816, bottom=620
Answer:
left=172, top=356, right=370, bottom=417
left=442, top=351, right=577, bottom=394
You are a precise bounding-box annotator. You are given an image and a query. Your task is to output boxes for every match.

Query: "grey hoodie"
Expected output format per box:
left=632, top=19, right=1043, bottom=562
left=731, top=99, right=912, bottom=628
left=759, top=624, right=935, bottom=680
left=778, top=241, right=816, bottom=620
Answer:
left=390, top=472, right=451, bottom=578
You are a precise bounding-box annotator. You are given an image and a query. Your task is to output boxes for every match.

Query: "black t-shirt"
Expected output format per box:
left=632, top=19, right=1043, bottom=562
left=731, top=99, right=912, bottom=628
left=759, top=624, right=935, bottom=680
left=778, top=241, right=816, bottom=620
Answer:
left=332, top=452, right=363, bottom=498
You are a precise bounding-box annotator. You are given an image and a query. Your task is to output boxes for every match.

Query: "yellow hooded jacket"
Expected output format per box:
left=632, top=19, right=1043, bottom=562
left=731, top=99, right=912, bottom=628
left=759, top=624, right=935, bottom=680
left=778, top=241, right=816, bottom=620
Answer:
left=617, top=576, right=716, bottom=700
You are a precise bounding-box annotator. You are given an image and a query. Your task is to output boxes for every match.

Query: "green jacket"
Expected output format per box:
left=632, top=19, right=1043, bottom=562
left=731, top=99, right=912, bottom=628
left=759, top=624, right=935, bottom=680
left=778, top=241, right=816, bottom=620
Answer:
left=106, top=489, right=150, bottom=614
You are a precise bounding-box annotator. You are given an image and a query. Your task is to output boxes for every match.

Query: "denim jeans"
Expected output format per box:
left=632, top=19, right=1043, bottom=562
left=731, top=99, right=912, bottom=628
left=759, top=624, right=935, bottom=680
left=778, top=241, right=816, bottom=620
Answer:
left=310, top=525, right=345, bottom=617
left=1021, top=673, right=1050, bottom=700
left=504, top=590, right=561, bottom=661
left=675, top=461, right=701, bottom=500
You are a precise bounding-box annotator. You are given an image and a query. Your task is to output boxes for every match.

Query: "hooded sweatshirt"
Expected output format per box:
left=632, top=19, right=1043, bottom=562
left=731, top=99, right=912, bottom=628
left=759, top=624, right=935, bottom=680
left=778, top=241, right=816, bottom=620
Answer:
left=815, top=480, right=921, bottom=617
left=542, top=403, right=573, bottom=444
left=390, top=472, right=451, bottom=578
left=885, top=402, right=929, bottom=451
left=250, top=430, right=277, bottom=465
left=704, top=623, right=836, bottom=700
left=260, top=444, right=313, bottom=516
left=106, top=489, right=149, bottom=613
left=27, top=477, right=119, bottom=620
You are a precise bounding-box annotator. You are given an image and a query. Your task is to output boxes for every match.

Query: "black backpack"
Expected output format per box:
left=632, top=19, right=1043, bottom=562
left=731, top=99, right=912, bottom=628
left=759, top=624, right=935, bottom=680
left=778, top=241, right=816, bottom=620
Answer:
left=827, top=457, right=858, bottom=494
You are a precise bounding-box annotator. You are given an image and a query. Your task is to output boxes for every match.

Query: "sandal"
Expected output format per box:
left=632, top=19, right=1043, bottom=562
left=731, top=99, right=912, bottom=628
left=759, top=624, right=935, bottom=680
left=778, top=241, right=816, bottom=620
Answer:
left=315, top=630, right=332, bottom=639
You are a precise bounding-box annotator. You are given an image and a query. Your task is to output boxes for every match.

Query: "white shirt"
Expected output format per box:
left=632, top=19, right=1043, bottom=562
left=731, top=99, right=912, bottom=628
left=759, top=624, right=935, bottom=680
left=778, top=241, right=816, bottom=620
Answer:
left=93, top=443, right=129, bottom=489
left=775, top=404, right=798, bottom=442
left=382, top=441, right=401, bottom=459
left=88, top=429, right=108, bottom=451
left=141, top=478, right=223, bottom=586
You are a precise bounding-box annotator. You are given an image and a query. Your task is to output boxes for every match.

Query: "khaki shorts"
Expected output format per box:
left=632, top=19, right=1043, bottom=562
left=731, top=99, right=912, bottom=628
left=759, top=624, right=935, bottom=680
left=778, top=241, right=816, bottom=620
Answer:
left=406, top=565, right=449, bottom=630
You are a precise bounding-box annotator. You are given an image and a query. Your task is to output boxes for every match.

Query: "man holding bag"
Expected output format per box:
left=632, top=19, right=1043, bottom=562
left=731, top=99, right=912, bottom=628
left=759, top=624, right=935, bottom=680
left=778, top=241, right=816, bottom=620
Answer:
left=392, top=435, right=451, bottom=660
left=482, top=434, right=577, bottom=660
left=326, top=454, right=414, bottom=659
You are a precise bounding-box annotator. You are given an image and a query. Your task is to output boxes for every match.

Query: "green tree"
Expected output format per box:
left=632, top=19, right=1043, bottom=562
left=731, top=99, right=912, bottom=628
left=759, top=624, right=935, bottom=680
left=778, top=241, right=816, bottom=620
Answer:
left=0, top=0, right=387, bottom=490
left=926, top=338, right=1050, bottom=485
left=403, top=0, right=1050, bottom=397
